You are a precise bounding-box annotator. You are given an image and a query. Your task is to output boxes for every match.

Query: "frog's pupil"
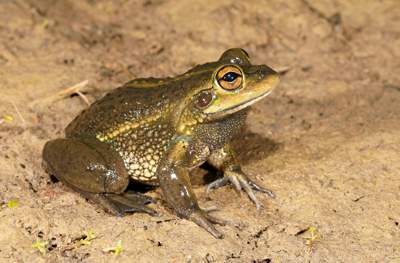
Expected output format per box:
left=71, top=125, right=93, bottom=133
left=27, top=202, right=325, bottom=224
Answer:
left=222, top=72, right=240, bottom=82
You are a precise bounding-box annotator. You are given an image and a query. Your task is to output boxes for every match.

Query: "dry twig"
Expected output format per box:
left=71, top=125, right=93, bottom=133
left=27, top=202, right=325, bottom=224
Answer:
left=11, top=101, right=27, bottom=126
left=30, top=80, right=90, bottom=107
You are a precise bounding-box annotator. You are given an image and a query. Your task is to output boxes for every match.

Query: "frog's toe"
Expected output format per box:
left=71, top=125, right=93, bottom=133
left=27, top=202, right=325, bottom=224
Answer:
left=189, top=211, right=224, bottom=239
left=200, top=205, right=219, bottom=213
left=235, top=175, right=262, bottom=210
left=104, top=193, right=158, bottom=216
left=206, top=177, right=229, bottom=193
left=123, top=191, right=157, bottom=204
left=248, top=179, right=275, bottom=198
left=207, top=171, right=275, bottom=209
left=203, top=212, right=227, bottom=226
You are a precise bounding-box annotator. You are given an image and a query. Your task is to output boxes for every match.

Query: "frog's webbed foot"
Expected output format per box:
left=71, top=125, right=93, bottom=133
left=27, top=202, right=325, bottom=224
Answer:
left=91, top=191, right=158, bottom=216
left=207, top=169, right=275, bottom=210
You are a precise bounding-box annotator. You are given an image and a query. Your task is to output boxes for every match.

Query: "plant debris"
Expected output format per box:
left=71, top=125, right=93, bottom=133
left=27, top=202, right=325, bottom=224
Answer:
left=79, top=229, right=96, bottom=246
left=1, top=114, right=14, bottom=124
left=32, top=240, right=49, bottom=255
left=30, top=80, right=90, bottom=107
left=103, top=240, right=123, bottom=256
left=6, top=199, right=19, bottom=208
left=303, top=227, right=319, bottom=247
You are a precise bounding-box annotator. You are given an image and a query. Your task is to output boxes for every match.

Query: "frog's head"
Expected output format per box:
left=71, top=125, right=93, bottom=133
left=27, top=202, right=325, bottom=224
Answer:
left=189, top=48, right=280, bottom=121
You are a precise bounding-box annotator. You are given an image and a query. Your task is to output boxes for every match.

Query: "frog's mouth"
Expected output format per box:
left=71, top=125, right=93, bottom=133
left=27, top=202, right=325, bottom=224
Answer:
left=213, top=90, right=273, bottom=117
left=205, top=72, right=279, bottom=120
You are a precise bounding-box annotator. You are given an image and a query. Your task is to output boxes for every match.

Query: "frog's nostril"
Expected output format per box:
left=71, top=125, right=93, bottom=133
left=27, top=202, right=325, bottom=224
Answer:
left=259, top=66, right=277, bottom=77
left=259, top=68, right=266, bottom=78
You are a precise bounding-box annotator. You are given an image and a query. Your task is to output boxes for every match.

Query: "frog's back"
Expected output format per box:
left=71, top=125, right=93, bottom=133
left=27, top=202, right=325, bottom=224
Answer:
left=66, top=80, right=179, bottom=139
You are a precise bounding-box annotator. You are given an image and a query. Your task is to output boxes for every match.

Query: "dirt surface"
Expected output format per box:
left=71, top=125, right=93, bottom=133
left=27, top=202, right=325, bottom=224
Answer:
left=0, top=0, right=399, bottom=262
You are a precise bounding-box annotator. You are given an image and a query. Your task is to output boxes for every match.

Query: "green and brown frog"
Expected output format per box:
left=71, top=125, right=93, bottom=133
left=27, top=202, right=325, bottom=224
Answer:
left=43, top=48, right=280, bottom=238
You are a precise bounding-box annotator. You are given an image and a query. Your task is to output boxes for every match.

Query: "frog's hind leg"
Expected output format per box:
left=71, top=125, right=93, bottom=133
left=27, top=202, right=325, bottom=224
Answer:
left=42, top=138, right=156, bottom=216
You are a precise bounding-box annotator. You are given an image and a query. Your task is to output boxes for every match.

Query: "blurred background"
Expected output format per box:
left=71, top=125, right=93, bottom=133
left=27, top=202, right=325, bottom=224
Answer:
left=0, top=0, right=399, bottom=262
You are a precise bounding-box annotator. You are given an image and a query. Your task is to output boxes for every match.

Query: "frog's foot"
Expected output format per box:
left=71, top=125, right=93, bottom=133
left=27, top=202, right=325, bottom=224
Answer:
left=189, top=209, right=226, bottom=239
left=104, top=192, right=158, bottom=216
left=207, top=171, right=275, bottom=210
left=78, top=190, right=158, bottom=217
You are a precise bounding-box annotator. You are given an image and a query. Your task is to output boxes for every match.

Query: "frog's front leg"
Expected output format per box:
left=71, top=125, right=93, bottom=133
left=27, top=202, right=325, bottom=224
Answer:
left=157, top=138, right=225, bottom=239
left=207, top=144, right=275, bottom=209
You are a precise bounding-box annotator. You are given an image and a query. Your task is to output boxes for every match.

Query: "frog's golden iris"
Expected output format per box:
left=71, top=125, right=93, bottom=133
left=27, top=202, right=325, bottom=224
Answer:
left=216, top=65, right=243, bottom=91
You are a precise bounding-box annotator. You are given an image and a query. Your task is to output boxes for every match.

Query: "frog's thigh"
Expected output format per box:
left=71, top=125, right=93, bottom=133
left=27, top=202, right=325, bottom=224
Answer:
left=43, top=138, right=129, bottom=194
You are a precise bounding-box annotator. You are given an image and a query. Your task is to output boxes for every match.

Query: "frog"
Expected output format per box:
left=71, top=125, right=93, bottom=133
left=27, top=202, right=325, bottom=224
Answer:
left=42, top=48, right=280, bottom=239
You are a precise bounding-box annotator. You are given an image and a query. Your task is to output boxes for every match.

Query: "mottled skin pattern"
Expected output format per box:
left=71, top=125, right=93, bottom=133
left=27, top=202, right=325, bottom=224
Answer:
left=66, top=86, right=177, bottom=184
left=43, top=48, right=280, bottom=238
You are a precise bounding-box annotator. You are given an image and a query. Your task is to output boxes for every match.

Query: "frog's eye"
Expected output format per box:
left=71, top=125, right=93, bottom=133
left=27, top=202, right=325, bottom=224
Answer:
left=194, top=90, right=215, bottom=109
left=217, top=66, right=243, bottom=90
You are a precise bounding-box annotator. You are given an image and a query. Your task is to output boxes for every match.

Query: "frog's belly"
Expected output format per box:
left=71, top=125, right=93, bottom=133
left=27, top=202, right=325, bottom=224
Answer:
left=109, top=125, right=173, bottom=184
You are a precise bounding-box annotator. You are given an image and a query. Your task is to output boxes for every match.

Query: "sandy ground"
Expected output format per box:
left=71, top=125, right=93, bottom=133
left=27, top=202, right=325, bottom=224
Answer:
left=0, top=0, right=399, bottom=262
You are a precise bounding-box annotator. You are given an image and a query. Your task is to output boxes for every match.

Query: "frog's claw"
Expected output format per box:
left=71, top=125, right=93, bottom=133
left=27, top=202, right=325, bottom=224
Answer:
left=189, top=210, right=225, bottom=239
left=207, top=171, right=275, bottom=210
